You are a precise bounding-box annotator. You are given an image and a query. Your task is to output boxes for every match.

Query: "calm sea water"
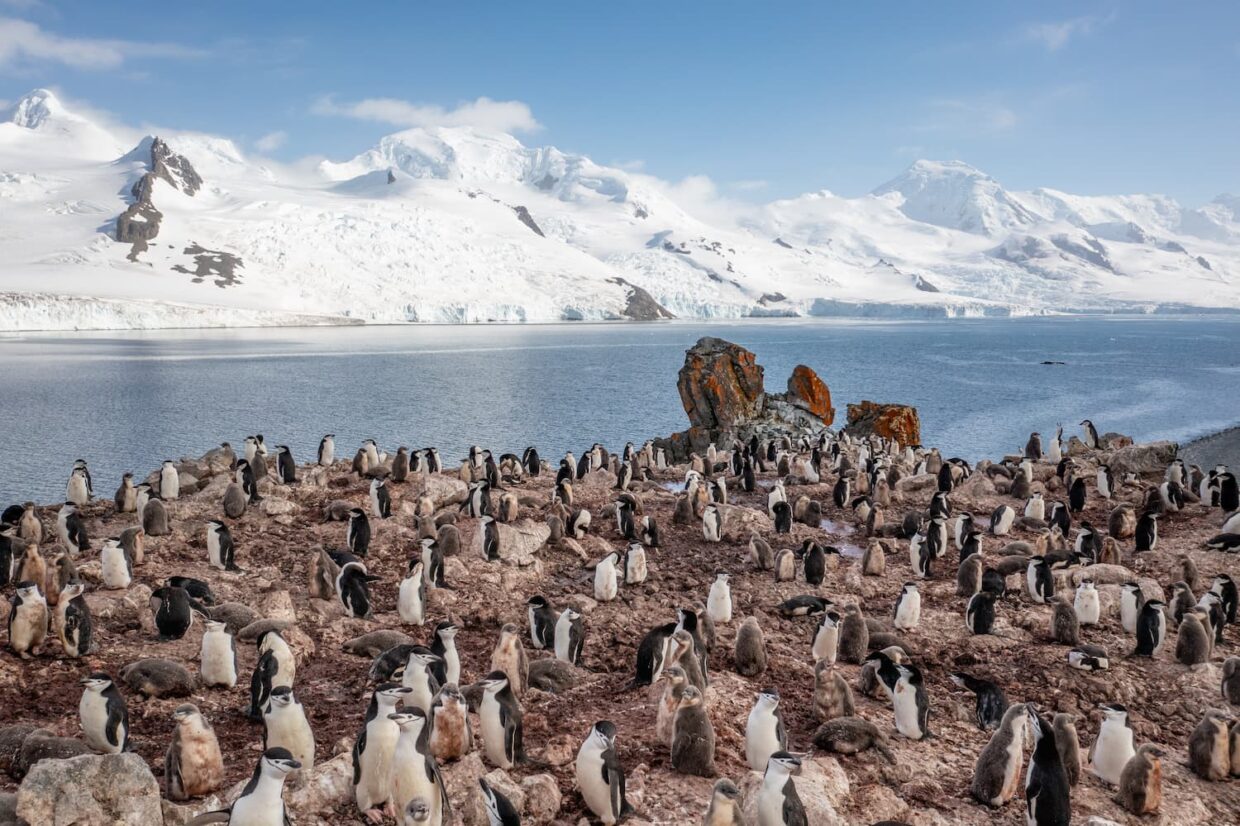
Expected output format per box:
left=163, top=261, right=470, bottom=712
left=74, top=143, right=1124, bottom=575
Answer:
left=1, top=317, right=1237, bottom=503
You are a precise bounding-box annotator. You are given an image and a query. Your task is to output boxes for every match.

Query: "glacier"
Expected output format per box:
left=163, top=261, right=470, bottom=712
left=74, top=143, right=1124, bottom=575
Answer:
left=1, top=88, right=1238, bottom=331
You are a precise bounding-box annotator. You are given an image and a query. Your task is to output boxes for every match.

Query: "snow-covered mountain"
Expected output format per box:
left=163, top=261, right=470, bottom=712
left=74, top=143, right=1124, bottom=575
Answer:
left=2, top=88, right=1238, bottom=330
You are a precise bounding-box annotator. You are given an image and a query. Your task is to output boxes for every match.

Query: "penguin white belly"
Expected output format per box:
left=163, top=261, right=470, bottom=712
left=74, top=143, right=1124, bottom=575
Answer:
left=892, top=683, right=923, bottom=739
left=397, top=576, right=424, bottom=625
left=391, top=740, right=439, bottom=822
left=442, top=649, right=460, bottom=687
left=230, top=778, right=285, bottom=826
left=626, top=550, right=647, bottom=584
left=745, top=709, right=781, bottom=770
left=161, top=468, right=180, bottom=500
left=267, top=642, right=296, bottom=688
left=479, top=697, right=510, bottom=767
left=401, top=668, right=436, bottom=713
left=756, top=774, right=787, bottom=826
left=100, top=549, right=130, bottom=590
left=1026, top=568, right=1039, bottom=602
left=1091, top=724, right=1134, bottom=784
left=893, top=595, right=921, bottom=630
left=594, top=563, right=617, bottom=601
left=1121, top=597, right=1139, bottom=634
left=206, top=533, right=226, bottom=569
left=707, top=583, right=732, bottom=624
left=266, top=707, right=315, bottom=773
left=67, top=477, right=88, bottom=506
left=575, top=748, right=615, bottom=823
left=79, top=692, right=120, bottom=753
left=1025, top=500, right=1044, bottom=520
left=11, top=603, right=46, bottom=651
left=200, top=634, right=237, bottom=687
left=1074, top=592, right=1100, bottom=625
left=554, top=615, right=573, bottom=662
left=811, top=625, right=838, bottom=664
left=356, top=721, right=398, bottom=809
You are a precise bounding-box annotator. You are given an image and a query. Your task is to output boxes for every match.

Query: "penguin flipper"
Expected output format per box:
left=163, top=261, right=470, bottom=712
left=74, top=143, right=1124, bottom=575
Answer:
left=351, top=727, right=366, bottom=786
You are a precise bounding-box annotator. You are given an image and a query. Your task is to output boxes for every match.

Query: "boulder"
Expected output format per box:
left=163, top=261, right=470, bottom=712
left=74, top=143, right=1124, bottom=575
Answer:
left=285, top=750, right=353, bottom=819
left=16, top=752, right=162, bottom=825
left=657, top=338, right=836, bottom=460
left=519, top=774, right=561, bottom=824
left=419, top=473, right=469, bottom=510
left=1107, top=440, right=1178, bottom=476
left=0, top=793, right=15, bottom=826
left=846, top=401, right=921, bottom=447
left=784, top=364, right=834, bottom=424
left=740, top=756, right=847, bottom=825
left=495, top=519, right=552, bottom=566
left=718, top=504, right=773, bottom=540
left=678, top=336, right=766, bottom=430
left=894, top=473, right=937, bottom=494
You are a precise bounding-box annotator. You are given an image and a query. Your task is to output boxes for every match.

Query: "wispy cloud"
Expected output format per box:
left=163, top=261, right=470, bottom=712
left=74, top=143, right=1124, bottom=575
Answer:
left=730, top=179, right=768, bottom=192
left=1024, top=12, right=1114, bottom=51
left=915, top=96, right=1017, bottom=134
left=312, top=94, right=541, bottom=134
left=0, top=15, right=204, bottom=69
left=613, top=159, right=645, bottom=172
left=254, top=130, right=287, bottom=152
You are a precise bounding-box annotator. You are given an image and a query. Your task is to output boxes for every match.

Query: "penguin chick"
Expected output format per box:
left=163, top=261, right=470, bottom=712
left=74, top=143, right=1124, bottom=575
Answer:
left=165, top=704, right=224, bottom=801
left=813, top=659, right=855, bottom=721
left=702, top=778, right=744, bottom=826
left=970, top=703, right=1027, bottom=806
left=733, top=616, right=767, bottom=678
left=1188, top=708, right=1233, bottom=780
left=1118, top=743, right=1165, bottom=815
left=670, top=686, right=715, bottom=777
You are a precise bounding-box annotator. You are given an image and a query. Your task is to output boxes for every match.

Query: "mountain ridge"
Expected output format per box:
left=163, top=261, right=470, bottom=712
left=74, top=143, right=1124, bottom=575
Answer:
left=1, top=88, right=1237, bottom=330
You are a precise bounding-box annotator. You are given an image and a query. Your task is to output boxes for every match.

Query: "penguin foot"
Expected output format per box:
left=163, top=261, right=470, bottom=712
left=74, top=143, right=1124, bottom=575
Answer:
left=364, top=807, right=385, bottom=824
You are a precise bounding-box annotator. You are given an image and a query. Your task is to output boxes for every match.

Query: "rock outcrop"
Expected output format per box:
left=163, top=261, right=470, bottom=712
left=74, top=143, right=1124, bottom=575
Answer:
left=16, top=753, right=163, bottom=825
left=1106, top=439, right=1178, bottom=475
left=656, top=337, right=835, bottom=459
left=845, top=400, right=922, bottom=447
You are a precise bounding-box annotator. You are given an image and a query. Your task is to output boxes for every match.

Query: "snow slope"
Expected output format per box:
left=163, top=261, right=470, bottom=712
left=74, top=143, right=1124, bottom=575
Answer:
left=1, top=89, right=1238, bottom=330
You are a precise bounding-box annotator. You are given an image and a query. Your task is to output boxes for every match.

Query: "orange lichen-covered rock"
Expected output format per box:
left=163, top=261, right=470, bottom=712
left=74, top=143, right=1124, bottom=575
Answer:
left=677, top=337, right=766, bottom=430
left=785, top=364, right=834, bottom=425
left=847, top=401, right=922, bottom=448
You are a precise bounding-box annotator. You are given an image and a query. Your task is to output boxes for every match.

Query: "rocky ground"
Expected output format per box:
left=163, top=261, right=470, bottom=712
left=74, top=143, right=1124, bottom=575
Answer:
left=0, top=427, right=1237, bottom=826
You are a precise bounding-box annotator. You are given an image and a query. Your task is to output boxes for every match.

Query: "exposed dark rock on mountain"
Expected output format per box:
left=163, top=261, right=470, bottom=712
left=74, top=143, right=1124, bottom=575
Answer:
left=115, top=137, right=204, bottom=262
left=606, top=277, right=675, bottom=321
left=513, top=205, right=545, bottom=237
left=170, top=244, right=244, bottom=288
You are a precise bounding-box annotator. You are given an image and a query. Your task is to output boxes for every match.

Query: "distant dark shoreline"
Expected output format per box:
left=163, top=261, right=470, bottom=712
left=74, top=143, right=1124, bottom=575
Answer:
left=1179, top=425, right=1240, bottom=470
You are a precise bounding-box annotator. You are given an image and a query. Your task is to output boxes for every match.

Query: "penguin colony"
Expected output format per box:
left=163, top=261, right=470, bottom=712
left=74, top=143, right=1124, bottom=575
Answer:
left=0, top=420, right=1237, bottom=825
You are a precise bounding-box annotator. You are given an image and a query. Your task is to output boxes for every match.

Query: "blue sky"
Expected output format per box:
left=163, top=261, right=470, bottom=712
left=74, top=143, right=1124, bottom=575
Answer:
left=1, top=1, right=1237, bottom=204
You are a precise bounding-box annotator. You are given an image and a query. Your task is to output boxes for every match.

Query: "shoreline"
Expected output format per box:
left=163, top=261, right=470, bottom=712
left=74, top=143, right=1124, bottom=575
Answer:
left=2, top=307, right=1240, bottom=337
left=1179, top=423, right=1240, bottom=470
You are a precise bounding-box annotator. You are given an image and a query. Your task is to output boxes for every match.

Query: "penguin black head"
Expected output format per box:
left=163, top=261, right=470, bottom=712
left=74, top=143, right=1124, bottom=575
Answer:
left=756, top=688, right=780, bottom=706
left=527, top=595, right=548, bottom=609
left=80, top=672, right=113, bottom=690
left=268, top=686, right=295, bottom=707
left=435, top=621, right=459, bottom=640
left=766, top=751, right=802, bottom=775
left=374, top=683, right=413, bottom=703
left=261, top=747, right=301, bottom=775
left=388, top=707, right=428, bottom=727
left=590, top=720, right=617, bottom=745
left=479, top=671, right=511, bottom=692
